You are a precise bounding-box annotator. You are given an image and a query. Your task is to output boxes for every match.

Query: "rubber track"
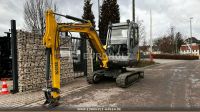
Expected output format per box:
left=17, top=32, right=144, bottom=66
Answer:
left=116, top=71, right=143, bottom=88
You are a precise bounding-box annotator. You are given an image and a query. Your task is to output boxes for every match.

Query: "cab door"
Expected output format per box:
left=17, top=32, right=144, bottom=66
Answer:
left=128, top=23, right=139, bottom=61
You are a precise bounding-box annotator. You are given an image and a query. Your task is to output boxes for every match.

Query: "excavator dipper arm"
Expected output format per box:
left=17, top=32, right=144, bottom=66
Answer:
left=42, top=10, right=61, bottom=107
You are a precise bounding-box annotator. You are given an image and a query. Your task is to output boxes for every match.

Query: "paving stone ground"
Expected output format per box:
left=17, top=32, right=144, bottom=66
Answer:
left=0, top=78, right=89, bottom=110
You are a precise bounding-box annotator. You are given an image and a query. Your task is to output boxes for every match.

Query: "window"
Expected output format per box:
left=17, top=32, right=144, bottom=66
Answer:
left=111, top=26, right=129, bottom=40
left=111, top=29, right=128, bottom=39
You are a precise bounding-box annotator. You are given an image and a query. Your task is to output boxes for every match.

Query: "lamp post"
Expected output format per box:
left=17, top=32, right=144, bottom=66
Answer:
left=149, top=9, right=153, bottom=62
left=132, top=0, right=135, bottom=22
left=190, top=17, right=193, bottom=54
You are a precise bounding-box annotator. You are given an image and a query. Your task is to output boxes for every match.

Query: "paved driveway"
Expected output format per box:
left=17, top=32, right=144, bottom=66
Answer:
left=2, top=60, right=200, bottom=111
left=58, top=60, right=200, bottom=111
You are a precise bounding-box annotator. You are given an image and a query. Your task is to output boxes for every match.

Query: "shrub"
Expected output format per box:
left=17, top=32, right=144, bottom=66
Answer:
left=151, top=54, right=199, bottom=60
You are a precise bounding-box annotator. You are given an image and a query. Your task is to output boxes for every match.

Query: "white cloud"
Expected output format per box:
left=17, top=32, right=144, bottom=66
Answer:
left=0, top=0, right=199, bottom=41
left=0, top=0, right=25, bottom=36
left=136, top=0, right=200, bottom=41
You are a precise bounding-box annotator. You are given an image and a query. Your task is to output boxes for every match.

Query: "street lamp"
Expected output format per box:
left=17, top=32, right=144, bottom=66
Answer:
left=190, top=17, right=193, bottom=54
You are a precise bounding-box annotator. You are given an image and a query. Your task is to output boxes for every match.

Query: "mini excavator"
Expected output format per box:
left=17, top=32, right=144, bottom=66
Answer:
left=42, top=9, right=144, bottom=107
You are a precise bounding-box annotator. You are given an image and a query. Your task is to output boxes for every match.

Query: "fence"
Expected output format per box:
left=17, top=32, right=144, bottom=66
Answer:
left=16, top=30, right=93, bottom=92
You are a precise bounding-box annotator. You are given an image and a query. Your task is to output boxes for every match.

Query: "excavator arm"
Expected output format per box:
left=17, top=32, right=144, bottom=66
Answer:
left=42, top=9, right=108, bottom=107
left=42, top=10, right=61, bottom=106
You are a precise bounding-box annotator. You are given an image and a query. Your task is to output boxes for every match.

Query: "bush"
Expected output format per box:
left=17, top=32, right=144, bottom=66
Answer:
left=151, top=54, right=199, bottom=60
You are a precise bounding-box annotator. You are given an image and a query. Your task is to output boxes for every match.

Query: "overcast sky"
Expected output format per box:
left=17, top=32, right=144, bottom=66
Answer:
left=0, top=0, right=199, bottom=42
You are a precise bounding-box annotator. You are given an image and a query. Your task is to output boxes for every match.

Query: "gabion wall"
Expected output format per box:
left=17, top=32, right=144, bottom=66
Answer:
left=17, top=31, right=92, bottom=92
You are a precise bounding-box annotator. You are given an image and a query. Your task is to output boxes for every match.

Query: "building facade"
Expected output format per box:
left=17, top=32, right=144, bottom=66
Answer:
left=180, top=43, right=200, bottom=55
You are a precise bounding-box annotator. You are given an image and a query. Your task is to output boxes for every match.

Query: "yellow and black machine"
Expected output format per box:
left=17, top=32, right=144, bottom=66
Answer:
left=42, top=9, right=144, bottom=107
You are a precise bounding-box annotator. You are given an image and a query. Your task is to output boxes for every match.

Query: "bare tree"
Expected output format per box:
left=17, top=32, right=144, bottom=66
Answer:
left=142, top=37, right=147, bottom=46
left=154, top=36, right=167, bottom=53
left=136, top=19, right=146, bottom=45
left=154, top=32, right=184, bottom=54
left=24, top=0, right=58, bottom=35
left=175, top=32, right=184, bottom=53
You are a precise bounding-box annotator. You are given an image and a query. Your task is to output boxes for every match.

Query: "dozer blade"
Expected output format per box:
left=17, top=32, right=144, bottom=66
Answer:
left=116, top=71, right=144, bottom=88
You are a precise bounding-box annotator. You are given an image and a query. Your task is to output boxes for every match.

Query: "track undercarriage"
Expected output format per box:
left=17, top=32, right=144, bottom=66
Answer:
left=87, top=68, right=144, bottom=88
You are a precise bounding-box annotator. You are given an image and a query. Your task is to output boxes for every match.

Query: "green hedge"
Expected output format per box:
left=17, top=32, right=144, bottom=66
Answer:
left=152, top=54, right=199, bottom=60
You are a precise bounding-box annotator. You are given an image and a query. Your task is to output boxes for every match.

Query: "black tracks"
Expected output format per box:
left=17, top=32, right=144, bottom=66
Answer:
left=116, top=71, right=144, bottom=88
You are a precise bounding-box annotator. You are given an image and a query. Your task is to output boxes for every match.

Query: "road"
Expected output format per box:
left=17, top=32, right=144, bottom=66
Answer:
left=23, top=60, right=200, bottom=111
left=18, top=61, right=200, bottom=110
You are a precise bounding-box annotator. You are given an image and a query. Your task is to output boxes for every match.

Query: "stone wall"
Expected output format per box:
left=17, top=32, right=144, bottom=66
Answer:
left=17, top=31, right=92, bottom=92
left=86, top=41, right=94, bottom=75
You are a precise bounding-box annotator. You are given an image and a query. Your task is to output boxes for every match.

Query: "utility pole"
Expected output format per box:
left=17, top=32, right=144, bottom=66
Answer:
left=171, top=26, right=175, bottom=53
left=149, top=9, right=153, bottom=62
left=150, top=9, right=152, bottom=53
left=190, top=17, right=193, bottom=54
left=98, top=0, right=100, bottom=29
left=132, top=0, right=135, bottom=22
left=175, top=34, right=178, bottom=54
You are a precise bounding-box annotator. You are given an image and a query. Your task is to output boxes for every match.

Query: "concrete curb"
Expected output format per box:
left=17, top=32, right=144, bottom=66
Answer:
left=142, top=63, right=160, bottom=69
left=126, top=63, right=160, bottom=71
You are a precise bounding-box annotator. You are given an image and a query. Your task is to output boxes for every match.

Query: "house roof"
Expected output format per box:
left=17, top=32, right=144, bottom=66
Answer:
left=185, top=37, right=200, bottom=44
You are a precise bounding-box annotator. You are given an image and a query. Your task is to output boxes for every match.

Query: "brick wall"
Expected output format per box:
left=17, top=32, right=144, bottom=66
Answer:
left=17, top=31, right=92, bottom=92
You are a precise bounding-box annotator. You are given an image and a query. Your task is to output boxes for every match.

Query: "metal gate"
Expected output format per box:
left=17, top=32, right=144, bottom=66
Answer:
left=0, top=35, right=12, bottom=79
left=71, top=37, right=87, bottom=76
